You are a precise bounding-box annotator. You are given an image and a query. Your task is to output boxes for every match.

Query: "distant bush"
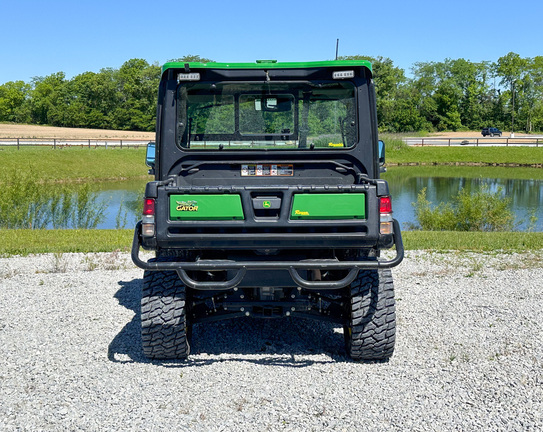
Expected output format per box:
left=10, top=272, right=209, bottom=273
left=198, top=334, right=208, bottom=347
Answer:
left=411, top=185, right=516, bottom=231
left=380, top=134, right=410, bottom=151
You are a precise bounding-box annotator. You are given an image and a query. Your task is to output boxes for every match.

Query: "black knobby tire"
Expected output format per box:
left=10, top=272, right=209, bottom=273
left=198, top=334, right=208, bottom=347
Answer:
left=344, top=269, right=396, bottom=361
left=141, top=266, right=190, bottom=359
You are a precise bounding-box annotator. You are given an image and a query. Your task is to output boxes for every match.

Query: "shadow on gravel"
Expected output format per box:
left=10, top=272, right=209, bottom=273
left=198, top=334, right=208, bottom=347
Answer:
left=108, top=278, right=148, bottom=364
left=108, top=278, right=350, bottom=367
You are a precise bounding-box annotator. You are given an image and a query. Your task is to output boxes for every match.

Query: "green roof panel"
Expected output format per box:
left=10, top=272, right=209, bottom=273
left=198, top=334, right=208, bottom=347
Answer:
left=162, top=59, right=372, bottom=74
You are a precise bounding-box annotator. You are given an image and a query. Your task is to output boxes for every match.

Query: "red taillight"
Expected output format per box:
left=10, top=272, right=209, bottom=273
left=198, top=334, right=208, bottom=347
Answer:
left=379, top=196, right=393, bottom=235
left=142, top=198, right=156, bottom=237
left=143, top=198, right=155, bottom=215
left=379, top=196, right=392, bottom=214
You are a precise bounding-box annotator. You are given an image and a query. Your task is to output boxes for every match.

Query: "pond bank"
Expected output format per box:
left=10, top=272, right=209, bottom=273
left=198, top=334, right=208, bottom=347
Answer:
left=389, top=161, right=543, bottom=168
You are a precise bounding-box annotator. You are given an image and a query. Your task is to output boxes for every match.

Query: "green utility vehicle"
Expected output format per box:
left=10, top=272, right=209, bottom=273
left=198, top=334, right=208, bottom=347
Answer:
left=131, top=59, right=404, bottom=361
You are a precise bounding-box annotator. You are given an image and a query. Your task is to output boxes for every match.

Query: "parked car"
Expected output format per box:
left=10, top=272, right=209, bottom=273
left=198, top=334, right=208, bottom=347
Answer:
left=482, top=127, right=502, bottom=137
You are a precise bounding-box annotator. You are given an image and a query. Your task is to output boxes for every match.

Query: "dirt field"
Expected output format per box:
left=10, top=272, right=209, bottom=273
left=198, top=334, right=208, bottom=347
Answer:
left=0, top=123, right=155, bottom=140
left=0, top=123, right=530, bottom=141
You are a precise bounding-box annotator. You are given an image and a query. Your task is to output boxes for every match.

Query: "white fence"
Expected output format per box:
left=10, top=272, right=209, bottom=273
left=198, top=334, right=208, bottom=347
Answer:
left=3, top=136, right=541, bottom=148
left=404, top=136, right=543, bottom=147
left=0, top=138, right=151, bottom=149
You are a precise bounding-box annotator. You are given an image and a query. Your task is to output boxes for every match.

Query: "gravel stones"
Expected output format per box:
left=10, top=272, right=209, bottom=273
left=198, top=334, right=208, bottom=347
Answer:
left=0, top=251, right=541, bottom=431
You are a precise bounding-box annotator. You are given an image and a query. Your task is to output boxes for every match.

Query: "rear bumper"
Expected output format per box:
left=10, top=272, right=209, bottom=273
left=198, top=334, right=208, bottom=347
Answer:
left=131, top=219, right=404, bottom=290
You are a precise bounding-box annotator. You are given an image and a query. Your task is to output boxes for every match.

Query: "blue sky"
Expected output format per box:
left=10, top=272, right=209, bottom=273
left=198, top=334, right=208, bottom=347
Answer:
left=1, top=0, right=541, bottom=84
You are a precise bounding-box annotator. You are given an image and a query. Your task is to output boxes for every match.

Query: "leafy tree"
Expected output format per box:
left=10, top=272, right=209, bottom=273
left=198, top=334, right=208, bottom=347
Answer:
left=496, top=52, right=528, bottom=133
left=63, top=70, right=119, bottom=128
left=411, top=59, right=495, bottom=131
left=2, top=53, right=543, bottom=133
left=339, top=55, right=407, bottom=131
left=530, top=56, right=543, bottom=130
left=167, top=55, right=214, bottom=63
left=111, top=58, right=161, bottom=131
left=29, top=72, right=67, bottom=125
left=0, top=81, right=31, bottom=123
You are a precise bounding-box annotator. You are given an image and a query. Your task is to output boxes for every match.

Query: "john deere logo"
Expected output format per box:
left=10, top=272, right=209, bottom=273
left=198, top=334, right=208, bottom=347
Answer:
left=176, top=200, right=198, bottom=212
left=262, top=201, right=271, bottom=208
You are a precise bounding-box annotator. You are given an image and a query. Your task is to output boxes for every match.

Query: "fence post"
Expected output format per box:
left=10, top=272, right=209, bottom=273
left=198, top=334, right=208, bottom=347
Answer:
left=88, top=139, right=91, bottom=149
left=53, top=139, right=56, bottom=150
left=120, top=139, right=123, bottom=149
left=421, top=139, right=424, bottom=146
left=448, top=138, right=451, bottom=146
left=17, top=138, right=20, bottom=150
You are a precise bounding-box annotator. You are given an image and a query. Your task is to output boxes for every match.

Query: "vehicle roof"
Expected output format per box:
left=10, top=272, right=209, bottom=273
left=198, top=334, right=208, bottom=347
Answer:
left=162, top=59, right=373, bottom=74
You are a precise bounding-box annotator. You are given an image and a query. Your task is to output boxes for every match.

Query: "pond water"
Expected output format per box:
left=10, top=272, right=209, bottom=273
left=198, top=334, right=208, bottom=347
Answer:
left=79, top=167, right=543, bottom=231
left=382, top=167, right=543, bottom=231
left=91, top=180, right=146, bottom=229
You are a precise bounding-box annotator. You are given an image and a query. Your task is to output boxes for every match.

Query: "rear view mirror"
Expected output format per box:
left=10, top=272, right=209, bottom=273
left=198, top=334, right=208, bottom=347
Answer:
left=255, top=96, right=293, bottom=112
left=378, top=140, right=386, bottom=173
left=146, top=142, right=156, bottom=174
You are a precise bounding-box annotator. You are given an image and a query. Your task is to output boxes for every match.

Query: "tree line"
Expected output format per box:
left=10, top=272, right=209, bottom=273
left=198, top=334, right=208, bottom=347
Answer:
left=1, top=53, right=542, bottom=133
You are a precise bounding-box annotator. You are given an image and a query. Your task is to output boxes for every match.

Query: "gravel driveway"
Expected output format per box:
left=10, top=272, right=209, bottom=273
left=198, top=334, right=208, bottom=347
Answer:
left=1, top=251, right=542, bottom=431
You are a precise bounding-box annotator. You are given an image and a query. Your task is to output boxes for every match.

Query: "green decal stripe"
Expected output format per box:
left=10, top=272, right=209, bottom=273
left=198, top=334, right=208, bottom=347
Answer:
left=170, top=195, right=244, bottom=220
left=291, top=194, right=365, bottom=220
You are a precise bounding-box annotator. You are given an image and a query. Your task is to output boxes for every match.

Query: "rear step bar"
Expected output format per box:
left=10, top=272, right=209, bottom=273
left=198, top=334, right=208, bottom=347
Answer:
left=131, top=219, right=404, bottom=290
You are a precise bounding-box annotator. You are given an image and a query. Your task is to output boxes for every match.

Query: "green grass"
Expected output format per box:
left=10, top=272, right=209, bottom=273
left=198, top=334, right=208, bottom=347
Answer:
left=0, top=229, right=133, bottom=256
left=402, top=231, right=543, bottom=252
left=0, top=147, right=151, bottom=182
left=0, top=145, right=541, bottom=256
left=383, top=164, right=543, bottom=180
left=386, top=145, right=543, bottom=167
left=1, top=145, right=541, bottom=185
left=1, top=229, right=542, bottom=256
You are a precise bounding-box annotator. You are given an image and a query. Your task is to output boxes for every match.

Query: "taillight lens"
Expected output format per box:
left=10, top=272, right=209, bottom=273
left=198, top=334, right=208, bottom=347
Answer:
left=143, top=198, right=155, bottom=215
left=379, top=196, right=393, bottom=235
left=142, top=198, right=155, bottom=236
left=379, top=196, right=392, bottom=214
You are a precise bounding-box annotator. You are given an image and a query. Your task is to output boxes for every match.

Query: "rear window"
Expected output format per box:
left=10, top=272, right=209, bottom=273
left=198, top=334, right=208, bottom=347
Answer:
left=177, top=81, right=357, bottom=150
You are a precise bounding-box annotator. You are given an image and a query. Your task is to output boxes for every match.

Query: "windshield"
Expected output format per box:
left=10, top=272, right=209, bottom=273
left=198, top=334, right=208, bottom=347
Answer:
left=177, top=81, right=357, bottom=150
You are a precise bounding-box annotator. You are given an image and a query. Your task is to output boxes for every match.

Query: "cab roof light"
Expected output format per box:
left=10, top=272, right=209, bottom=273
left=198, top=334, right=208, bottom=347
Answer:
left=178, top=72, right=201, bottom=81
left=333, top=70, right=355, bottom=79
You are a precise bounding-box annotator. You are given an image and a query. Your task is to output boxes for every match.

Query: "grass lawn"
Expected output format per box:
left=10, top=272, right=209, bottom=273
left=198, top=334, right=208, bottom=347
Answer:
left=1, top=139, right=541, bottom=256
left=1, top=229, right=542, bottom=257
left=386, top=141, right=543, bottom=167
left=1, top=144, right=542, bottom=184
left=1, top=146, right=151, bottom=182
